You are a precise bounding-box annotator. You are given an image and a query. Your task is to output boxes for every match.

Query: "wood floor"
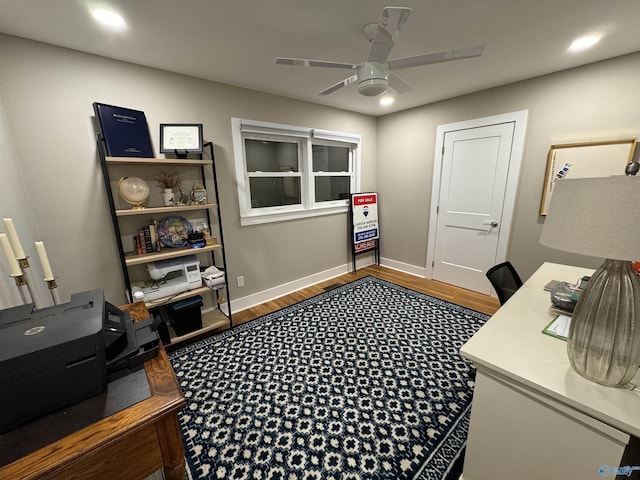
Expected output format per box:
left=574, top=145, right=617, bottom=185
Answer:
left=231, top=265, right=500, bottom=327
left=165, top=265, right=500, bottom=351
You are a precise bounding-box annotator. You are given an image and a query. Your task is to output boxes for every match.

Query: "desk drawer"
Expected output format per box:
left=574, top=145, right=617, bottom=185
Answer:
left=463, top=370, right=629, bottom=480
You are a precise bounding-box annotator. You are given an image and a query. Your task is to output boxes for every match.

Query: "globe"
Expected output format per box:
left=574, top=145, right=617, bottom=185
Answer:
left=118, top=176, right=150, bottom=209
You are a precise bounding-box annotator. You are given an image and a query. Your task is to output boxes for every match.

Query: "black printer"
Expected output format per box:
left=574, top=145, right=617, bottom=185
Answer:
left=0, top=289, right=159, bottom=434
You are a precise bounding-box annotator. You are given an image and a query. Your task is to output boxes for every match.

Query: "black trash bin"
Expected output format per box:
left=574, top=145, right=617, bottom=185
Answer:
left=169, top=296, right=203, bottom=336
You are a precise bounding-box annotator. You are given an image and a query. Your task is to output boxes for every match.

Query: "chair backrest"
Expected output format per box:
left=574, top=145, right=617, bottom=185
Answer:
left=486, top=261, right=523, bottom=305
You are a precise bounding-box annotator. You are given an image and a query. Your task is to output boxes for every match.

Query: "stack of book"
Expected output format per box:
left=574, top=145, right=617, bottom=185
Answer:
left=133, top=221, right=160, bottom=255
left=542, top=276, right=590, bottom=340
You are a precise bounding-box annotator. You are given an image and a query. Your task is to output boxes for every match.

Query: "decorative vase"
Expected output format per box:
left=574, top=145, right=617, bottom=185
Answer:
left=162, top=188, right=174, bottom=207
left=567, top=259, right=640, bottom=387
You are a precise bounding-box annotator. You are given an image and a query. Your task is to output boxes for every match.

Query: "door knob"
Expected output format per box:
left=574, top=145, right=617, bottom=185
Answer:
left=483, top=220, right=499, bottom=227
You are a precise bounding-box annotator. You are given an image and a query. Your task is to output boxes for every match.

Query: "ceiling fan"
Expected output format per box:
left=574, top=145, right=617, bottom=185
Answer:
left=276, top=6, right=484, bottom=97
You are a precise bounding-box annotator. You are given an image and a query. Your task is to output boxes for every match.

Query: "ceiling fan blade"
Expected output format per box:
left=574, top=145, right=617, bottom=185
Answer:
left=388, top=44, right=485, bottom=70
left=318, top=74, right=358, bottom=96
left=367, top=7, right=412, bottom=64
left=276, top=57, right=359, bottom=70
left=388, top=72, right=412, bottom=94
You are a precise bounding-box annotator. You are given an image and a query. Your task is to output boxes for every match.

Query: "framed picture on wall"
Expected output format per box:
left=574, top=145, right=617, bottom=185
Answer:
left=539, top=138, right=637, bottom=215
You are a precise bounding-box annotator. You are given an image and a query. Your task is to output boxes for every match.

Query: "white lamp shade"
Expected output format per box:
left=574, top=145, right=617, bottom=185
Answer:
left=539, top=176, right=640, bottom=261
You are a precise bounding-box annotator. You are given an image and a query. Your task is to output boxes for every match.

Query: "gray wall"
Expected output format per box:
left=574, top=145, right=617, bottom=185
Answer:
left=0, top=98, right=49, bottom=308
left=1, top=32, right=639, bottom=308
left=378, top=52, right=640, bottom=281
left=0, top=34, right=377, bottom=306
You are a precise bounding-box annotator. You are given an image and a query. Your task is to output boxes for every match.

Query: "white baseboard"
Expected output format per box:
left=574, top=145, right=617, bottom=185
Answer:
left=230, top=258, right=373, bottom=313
left=379, top=257, right=427, bottom=278
left=228, top=255, right=427, bottom=315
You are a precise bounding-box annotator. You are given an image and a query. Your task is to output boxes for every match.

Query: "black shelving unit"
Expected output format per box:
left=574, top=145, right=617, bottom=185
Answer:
left=97, top=134, right=232, bottom=342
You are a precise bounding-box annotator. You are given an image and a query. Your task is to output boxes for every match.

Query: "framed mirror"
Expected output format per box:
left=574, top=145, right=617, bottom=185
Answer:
left=539, top=138, right=637, bottom=215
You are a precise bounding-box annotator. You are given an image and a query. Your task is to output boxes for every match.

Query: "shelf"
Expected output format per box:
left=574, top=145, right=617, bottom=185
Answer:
left=98, top=134, right=232, bottom=335
left=143, top=286, right=211, bottom=309
left=125, top=244, right=222, bottom=266
left=116, top=203, right=217, bottom=216
left=168, top=308, right=230, bottom=344
left=106, top=156, right=212, bottom=166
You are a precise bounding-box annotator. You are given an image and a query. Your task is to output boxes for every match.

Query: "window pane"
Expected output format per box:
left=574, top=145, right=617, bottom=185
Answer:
left=249, top=177, right=301, bottom=207
left=245, top=139, right=299, bottom=172
left=312, top=145, right=349, bottom=172
left=315, top=176, right=350, bottom=202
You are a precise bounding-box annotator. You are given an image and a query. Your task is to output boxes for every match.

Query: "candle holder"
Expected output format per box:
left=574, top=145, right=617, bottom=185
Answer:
left=45, top=278, right=61, bottom=305
left=17, top=256, right=41, bottom=308
left=12, top=273, right=33, bottom=305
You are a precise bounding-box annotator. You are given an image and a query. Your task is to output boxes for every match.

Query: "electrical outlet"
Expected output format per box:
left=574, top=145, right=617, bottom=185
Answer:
left=237, top=276, right=245, bottom=288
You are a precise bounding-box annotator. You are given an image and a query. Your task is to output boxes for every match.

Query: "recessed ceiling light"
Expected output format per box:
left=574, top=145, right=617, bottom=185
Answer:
left=569, top=34, right=601, bottom=52
left=91, top=8, right=126, bottom=28
left=379, top=96, right=395, bottom=106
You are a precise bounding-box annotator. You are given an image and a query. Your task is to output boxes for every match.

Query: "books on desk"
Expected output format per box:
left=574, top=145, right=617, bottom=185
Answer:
left=544, top=276, right=590, bottom=292
left=542, top=278, right=583, bottom=340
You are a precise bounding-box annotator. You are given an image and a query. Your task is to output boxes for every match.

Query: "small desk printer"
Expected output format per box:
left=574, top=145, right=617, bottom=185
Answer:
left=0, top=289, right=159, bottom=433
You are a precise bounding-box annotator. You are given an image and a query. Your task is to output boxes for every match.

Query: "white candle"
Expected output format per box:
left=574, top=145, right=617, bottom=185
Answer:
left=35, top=241, right=55, bottom=281
left=2, top=218, right=26, bottom=259
left=0, top=233, right=22, bottom=276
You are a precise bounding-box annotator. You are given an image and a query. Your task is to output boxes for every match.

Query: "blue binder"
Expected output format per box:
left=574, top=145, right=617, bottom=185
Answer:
left=93, top=102, right=154, bottom=157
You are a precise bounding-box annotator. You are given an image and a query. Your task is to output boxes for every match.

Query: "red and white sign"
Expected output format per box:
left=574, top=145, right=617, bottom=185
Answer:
left=352, top=193, right=379, bottom=244
left=355, top=239, right=377, bottom=252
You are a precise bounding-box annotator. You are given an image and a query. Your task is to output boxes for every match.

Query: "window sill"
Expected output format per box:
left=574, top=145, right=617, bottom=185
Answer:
left=240, top=204, right=349, bottom=226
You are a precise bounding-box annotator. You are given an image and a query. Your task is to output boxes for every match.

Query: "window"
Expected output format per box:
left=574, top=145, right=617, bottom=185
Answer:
left=232, top=118, right=361, bottom=226
left=245, top=138, right=302, bottom=208
left=312, top=143, right=351, bottom=202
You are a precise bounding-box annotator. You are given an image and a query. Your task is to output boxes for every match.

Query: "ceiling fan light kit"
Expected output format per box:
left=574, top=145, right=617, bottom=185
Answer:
left=357, top=62, right=388, bottom=96
left=275, top=6, right=485, bottom=98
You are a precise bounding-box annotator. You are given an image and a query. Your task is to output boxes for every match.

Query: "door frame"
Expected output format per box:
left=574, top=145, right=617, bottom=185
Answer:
left=425, top=110, right=529, bottom=281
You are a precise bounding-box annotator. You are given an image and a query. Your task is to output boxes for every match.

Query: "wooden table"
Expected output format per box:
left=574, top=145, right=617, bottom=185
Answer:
left=460, top=262, right=640, bottom=480
left=0, top=302, right=186, bottom=480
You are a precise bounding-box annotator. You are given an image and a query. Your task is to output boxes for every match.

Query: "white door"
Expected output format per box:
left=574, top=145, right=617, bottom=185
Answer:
left=431, top=122, right=515, bottom=294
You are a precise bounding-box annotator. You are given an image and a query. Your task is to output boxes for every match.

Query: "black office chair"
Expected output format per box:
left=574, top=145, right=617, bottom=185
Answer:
left=486, top=261, right=523, bottom=305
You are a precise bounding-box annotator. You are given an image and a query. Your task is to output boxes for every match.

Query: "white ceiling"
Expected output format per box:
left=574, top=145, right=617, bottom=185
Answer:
left=0, top=0, right=639, bottom=116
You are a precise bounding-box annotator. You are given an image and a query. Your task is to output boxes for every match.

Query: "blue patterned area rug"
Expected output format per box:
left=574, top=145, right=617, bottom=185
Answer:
left=169, top=276, right=488, bottom=480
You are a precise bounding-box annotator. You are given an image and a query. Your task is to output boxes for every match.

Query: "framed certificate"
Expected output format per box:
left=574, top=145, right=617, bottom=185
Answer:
left=160, top=123, right=203, bottom=155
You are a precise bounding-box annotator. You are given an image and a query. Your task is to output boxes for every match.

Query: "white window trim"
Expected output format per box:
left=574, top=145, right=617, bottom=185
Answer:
left=232, top=118, right=361, bottom=226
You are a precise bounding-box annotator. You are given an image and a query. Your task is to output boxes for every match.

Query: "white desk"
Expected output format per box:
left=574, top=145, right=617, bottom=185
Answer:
left=460, top=262, right=640, bottom=480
